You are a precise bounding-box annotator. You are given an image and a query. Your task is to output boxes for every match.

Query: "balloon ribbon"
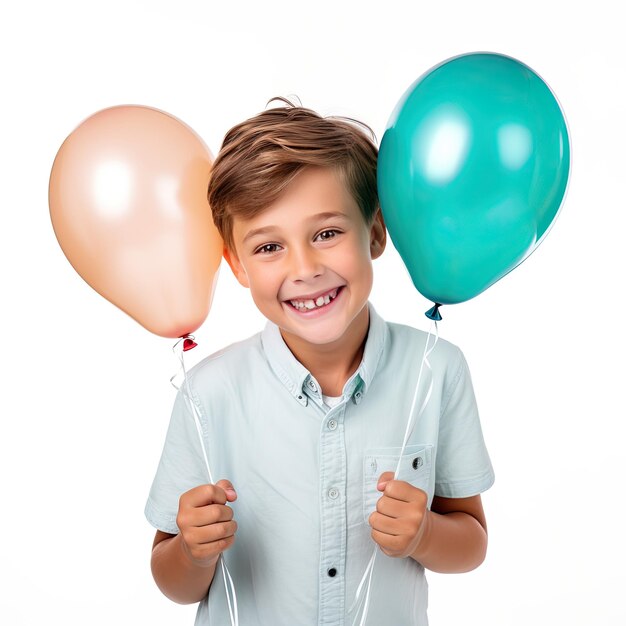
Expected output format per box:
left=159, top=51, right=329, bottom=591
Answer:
left=170, top=335, right=239, bottom=626
left=348, top=318, right=439, bottom=625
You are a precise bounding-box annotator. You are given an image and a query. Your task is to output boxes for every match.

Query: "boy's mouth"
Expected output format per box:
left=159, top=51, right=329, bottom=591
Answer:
left=284, top=286, right=344, bottom=312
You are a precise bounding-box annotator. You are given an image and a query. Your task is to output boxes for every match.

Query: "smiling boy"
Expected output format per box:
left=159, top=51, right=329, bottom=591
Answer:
left=145, top=98, right=495, bottom=626
left=226, top=165, right=378, bottom=395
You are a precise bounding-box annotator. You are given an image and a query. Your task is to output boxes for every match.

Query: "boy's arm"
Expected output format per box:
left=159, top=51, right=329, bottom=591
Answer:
left=409, top=494, right=488, bottom=573
left=151, top=530, right=218, bottom=604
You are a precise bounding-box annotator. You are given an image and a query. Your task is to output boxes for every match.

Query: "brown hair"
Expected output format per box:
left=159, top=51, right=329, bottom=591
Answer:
left=207, top=96, right=379, bottom=254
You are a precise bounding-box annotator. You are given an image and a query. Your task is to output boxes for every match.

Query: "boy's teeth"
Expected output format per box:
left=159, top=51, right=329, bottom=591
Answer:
left=290, top=288, right=338, bottom=310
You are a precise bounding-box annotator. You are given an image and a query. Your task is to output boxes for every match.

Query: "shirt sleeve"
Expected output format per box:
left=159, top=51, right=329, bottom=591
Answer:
left=144, top=381, right=211, bottom=534
left=434, top=347, right=495, bottom=498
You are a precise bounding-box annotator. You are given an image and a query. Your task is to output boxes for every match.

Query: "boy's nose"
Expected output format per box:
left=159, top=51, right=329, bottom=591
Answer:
left=289, top=246, right=324, bottom=281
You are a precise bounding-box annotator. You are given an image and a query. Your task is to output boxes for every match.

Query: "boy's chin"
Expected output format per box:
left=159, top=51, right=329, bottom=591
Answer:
left=278, top=313, right=350, bottom=346
left=282, top=328, right=346, bottom=347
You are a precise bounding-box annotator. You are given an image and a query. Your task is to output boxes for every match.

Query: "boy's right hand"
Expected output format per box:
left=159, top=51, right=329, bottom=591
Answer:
left=176, top=479, right=238, bottom=568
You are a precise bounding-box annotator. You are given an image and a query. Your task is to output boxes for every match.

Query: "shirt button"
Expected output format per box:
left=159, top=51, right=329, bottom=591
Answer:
left=308, top=379, right=317, bottom=391
left=327, top=567, right=337, bottom=577
left=327, top=419, right=337, bottom=430
left=328, top=487, right=339, bottom=499
left=412, top=456, right=423, bottom=469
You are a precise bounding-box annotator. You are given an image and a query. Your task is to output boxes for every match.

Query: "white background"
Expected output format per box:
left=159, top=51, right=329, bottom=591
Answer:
left=1, top=1, right=624, bottom=624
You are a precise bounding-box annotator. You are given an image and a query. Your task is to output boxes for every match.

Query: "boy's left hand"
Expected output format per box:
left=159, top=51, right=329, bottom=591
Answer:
left=368, top=471, right=431, bottom=559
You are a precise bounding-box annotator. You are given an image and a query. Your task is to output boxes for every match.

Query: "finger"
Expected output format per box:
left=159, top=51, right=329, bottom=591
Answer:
left=375, top=494, right=411, bottom=519
left=380, top=480, right=428, bottom=504
left=190, top=503, right=235, bottom=528
left=369, top=511, right=401, bottom=535
left=377, top=471, right=395, bottom=491
left=190, top=534, right=236, bottom=561
left=184, top=532, right=236, bottom=564
left=182, top=484, right=229, bottom=508
left=194, top=519, right=239, bottom=545
left=371, top=527, right=404, bottom=554
left=215, top=478, right=237, bottom=501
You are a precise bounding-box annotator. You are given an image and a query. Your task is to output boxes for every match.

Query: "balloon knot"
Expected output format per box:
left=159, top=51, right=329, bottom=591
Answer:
left=181, top=334, right=198, bottom=351
left=425, top=303, right=443, bottom=321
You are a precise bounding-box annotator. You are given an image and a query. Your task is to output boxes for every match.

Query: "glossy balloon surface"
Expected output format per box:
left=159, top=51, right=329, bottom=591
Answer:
left=378, top=53, right=570, bottom=304
left=49, top=105, right=222, bottom=337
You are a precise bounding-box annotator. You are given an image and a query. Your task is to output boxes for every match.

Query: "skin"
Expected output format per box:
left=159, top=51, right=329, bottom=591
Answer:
left=151, top=165, right=488, bottom=604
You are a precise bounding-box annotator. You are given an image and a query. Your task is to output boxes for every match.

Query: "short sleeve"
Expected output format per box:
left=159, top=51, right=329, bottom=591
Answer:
left=144, top=383, right=210, bottom=534
left=434, top=348, right=495, bottom=498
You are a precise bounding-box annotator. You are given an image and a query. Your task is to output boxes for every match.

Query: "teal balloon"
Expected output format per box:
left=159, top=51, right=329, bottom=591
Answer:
left=378, top=52, right=570, bottom=306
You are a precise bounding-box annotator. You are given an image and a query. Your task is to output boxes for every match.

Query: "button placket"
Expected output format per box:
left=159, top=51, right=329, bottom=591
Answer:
left=319, top=402, right=346, bottom=621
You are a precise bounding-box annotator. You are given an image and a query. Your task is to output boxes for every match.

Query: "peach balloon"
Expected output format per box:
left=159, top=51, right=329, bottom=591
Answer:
left=49, top=105, right=222, bottom=339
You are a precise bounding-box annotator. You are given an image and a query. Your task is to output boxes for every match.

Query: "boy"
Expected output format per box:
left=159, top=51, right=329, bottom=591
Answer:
left=145, top=97, right=495, bottom=626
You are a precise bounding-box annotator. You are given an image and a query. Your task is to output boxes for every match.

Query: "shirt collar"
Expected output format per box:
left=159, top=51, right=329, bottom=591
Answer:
left=260, top=301, right=388, bottom=407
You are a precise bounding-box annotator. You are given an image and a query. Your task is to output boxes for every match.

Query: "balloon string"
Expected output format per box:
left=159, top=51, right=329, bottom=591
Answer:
left=348, top=320, right=439, bottom=625
left=170, top=336, right=239, bottom=626
left=170, top=336, right=215, bottom=485
left=394, top=320, right=439, bottom=472
left=348, top=547, right=378, bottom=622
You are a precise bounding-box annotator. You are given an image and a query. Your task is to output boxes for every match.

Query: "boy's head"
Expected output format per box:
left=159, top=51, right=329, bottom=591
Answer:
left=207, top=96, right=387, bottom=347
left=208, top=96, right=381, bottom=254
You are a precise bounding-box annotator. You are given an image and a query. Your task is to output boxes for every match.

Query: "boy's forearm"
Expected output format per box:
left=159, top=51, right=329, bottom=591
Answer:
left=409, top=510, right=487, bottom=573
left=151, top=534, right=218, bottom=604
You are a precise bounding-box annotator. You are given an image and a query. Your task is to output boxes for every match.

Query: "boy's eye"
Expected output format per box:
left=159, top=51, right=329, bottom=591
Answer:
left=255, top=243, right=281, bottom=255
left=316, top=229, right=340, bottom=241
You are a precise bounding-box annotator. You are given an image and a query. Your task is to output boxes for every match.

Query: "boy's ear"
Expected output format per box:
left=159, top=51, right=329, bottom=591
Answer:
left=369, top=207, right=387, bottom=260
left=223, top=245, right=250, bottom=288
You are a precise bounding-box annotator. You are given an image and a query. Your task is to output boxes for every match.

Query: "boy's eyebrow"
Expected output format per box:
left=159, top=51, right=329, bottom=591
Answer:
left=242, top=211, right=348, bottom=244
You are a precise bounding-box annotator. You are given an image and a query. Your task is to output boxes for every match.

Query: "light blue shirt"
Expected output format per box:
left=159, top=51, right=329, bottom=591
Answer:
left=145, top=301, right=495, bottom=626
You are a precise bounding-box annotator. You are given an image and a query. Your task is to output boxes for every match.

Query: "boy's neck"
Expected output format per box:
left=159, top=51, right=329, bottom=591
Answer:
left=278, top=304, right=370, bottom=397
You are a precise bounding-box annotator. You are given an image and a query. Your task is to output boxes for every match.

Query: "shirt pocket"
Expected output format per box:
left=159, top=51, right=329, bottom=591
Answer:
left=363, top=443, right=434, bottom=525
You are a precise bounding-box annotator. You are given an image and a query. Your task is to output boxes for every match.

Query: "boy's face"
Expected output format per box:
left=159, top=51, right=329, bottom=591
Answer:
left=224, top=166, right=386, bottom=348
